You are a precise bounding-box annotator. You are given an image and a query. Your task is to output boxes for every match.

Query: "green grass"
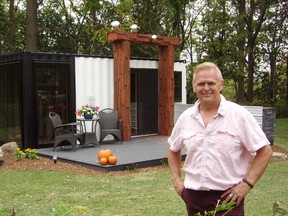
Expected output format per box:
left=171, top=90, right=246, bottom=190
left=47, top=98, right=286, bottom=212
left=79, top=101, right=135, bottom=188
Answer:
left=0, top=169, right=186, bottom=215
left=274, top=118, right=288, bottom=150
left=245, top=162, right=288, bottom=215
left=0, top=118, right=287, bottom=216
left=0, top=163, right=287, bottom=216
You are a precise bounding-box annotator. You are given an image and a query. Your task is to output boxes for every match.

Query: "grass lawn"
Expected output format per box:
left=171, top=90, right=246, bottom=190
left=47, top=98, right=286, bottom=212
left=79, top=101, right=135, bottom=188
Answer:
left=274, top=118, right=288, bottom=150
left=0, top=162, right=287, bottom=216
left=0, top=118, right=287, bottom=216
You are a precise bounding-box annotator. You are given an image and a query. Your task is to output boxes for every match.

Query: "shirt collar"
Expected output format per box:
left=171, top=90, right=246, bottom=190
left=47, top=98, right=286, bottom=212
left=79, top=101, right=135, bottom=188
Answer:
left=191, top=94, right=227, bottom=117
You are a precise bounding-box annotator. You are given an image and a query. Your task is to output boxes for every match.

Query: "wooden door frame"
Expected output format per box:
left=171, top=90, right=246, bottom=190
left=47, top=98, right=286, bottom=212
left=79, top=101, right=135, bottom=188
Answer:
left=107, top=29, right=179, bottom=141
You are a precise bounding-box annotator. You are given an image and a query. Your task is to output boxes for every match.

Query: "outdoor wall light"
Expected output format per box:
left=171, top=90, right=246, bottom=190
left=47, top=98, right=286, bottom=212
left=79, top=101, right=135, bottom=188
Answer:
left=151, top=34, right=157, bottom=42
left=111, top=20, right=120, bottom=30
left=53, top=155, right=57, bottom=164
left=130, top=24, right=138, bottom=33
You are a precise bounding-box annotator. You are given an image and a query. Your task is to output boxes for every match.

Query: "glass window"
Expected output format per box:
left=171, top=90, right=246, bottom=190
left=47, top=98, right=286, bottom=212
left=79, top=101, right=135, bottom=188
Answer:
left=34, top=62, right=70, bottom=146
left=174, top=71, right=182, bottom=102
left=0, top=61, right=22, bottom=147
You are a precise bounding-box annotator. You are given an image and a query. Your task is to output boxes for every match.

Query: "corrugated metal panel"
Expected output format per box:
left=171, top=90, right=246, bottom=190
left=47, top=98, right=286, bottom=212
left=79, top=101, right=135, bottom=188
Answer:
left=243, top=106, right=263, bottom=127
left=75, top=57, right=114, bottom=110
left=174, top=104, right=263, bottom=128
left=130, top=59, right=158, bottom=69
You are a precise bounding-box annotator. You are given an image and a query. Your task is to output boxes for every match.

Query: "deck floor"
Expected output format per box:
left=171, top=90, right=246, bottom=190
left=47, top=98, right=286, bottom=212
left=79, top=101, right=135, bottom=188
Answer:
left=37, top=135, right=186, bottom=172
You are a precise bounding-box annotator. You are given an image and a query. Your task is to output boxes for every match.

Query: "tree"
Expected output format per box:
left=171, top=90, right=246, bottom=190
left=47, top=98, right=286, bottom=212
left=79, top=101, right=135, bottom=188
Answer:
left=26, top=0, right=38, bottom=51
left=8, top=0, right=16, bottom=53
left=234, top=0, right=246, bottom=103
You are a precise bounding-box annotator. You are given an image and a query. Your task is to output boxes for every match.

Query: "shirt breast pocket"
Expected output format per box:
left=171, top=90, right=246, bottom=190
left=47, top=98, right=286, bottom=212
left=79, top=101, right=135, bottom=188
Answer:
left=183, top=132, right=201, bottom=152
left=210, top=130, right=242, bottom=155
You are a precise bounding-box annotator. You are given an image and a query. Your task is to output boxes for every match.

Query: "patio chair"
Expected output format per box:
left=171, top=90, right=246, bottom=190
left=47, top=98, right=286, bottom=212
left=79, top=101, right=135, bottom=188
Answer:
left=49, top=112, right=83, bottom=151
left=98, top=108, right=122, bottom=144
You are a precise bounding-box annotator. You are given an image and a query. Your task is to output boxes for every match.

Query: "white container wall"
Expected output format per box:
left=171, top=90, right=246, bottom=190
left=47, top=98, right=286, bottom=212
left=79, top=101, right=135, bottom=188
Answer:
left=75, top=57, right=187, bottom=110
left=75, top=57, right=115, bottom=110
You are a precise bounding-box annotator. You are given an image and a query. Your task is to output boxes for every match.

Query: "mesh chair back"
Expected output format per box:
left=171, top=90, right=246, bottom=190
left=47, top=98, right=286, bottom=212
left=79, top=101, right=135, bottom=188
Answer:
left=98, top=108, right=119, bottom=129
left=49, top=112, right=63, bottom=128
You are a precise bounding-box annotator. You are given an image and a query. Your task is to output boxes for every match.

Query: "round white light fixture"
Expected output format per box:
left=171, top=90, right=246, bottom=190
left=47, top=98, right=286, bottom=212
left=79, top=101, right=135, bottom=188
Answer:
left=130, top=24, right=138, bottom=33
left=111, top=21, right=120, bottom=30
left=151, top=34, right=157, bottom=42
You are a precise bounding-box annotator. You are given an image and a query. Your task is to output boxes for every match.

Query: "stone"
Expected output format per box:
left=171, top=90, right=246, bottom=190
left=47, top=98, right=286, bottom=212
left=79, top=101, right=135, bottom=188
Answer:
left=1, top=142, right=19, bottom=156
left=272, top=152, right=287, bottom=159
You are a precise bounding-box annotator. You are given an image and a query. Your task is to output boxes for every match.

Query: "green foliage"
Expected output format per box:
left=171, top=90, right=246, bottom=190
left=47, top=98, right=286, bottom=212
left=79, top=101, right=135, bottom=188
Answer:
left=52, top=203, right=88, bottom=216
left=195, top=200, right=236, bottom=216
left=275, top=102, right=288, bottom=118
left=52, top=203, right=72, bottom=216
left=15, top=148, right=38, bottom=160
left=126, top=163, right=137, bottom=170
left=274, top=118, right=288, bottom=150
left=160, top=158, right=168, bottom=166
left=24, top=148, right=38, bottom=160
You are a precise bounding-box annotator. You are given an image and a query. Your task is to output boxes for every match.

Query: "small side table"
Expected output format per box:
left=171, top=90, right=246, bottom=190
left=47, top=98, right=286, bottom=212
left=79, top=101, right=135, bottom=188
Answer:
left=77, top=118, right=100, bottom=148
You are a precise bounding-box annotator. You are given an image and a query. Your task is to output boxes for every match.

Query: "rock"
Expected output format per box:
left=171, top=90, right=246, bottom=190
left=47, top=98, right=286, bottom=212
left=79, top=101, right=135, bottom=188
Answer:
left=1, top=142, right=19, bottom=156
left=272, top=152, right=288, bottom=159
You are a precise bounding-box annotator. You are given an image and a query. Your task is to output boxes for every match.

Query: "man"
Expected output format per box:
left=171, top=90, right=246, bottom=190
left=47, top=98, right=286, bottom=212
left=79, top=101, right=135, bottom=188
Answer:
left=168, top=62, right=273, bottom=215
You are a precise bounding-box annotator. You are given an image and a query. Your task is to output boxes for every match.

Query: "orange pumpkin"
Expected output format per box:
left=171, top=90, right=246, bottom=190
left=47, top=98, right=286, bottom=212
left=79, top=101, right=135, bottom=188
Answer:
left=99, top=157, right=108, bottom=165
left=98, top=149, right=113, bottom=160
left=108, top=155, right=117, bottom=165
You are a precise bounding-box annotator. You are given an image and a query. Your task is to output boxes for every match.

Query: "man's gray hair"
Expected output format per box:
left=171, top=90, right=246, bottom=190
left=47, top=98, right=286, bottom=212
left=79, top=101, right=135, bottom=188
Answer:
left=192, top=62, right=223, bottom=83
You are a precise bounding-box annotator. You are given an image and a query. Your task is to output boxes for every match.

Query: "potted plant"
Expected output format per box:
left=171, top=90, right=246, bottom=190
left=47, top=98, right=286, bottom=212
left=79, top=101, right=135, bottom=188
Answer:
left=75, top=98, right=100, bottom=119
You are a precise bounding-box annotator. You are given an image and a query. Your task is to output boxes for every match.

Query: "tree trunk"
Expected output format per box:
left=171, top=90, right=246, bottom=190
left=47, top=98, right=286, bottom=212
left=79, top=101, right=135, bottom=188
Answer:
left=8, top=0, right=15, bottom=53
left=26, top=0, right=38, bottom=51
left=0, top=33, right=2, bottom=55
left=268, top=51, right=277, bottom=105
left=235, top=0, right=246, bottom=103
left=286, top=56, right=288, bottom=101
left=245, top=0, right=268, bottom=102
left=246, top=45, right=255, bottom=102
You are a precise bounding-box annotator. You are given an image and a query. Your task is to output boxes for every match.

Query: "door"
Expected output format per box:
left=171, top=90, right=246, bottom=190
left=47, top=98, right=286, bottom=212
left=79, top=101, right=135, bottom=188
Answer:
left=131, top=69, right=158, bottom=136
left=34, top=62, right=70, bottom=147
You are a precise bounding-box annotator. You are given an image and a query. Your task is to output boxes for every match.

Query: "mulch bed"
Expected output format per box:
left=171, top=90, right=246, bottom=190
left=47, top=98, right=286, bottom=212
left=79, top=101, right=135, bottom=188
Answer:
left=0, top=145, right=287, bottom=176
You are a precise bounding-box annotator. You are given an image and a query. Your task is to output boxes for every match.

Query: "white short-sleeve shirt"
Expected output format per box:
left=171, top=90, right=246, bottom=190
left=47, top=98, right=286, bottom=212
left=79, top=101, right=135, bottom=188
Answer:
left=168, top=95, right=270, bottom=191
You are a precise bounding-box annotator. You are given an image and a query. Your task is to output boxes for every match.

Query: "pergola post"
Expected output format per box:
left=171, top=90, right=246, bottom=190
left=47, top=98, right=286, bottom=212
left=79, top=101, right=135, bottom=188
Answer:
left=112, top=40, right=131, bottom=141
left=108, top=29, right=179, bottom=141
left=158, top=45, right=175, bottom=135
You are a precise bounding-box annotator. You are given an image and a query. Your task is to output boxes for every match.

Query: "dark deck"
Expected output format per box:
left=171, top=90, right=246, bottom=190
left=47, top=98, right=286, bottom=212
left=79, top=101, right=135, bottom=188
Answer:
left=37, top=135, right=186, bottom=172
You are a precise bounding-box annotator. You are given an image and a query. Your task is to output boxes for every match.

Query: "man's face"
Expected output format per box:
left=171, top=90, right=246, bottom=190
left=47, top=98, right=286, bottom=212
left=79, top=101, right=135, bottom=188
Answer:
left=192, top=68, right=224, bottom=103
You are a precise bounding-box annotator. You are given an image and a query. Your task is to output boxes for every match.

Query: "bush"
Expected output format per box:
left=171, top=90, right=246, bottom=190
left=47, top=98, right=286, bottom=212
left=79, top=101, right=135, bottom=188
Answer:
left=274, top=102, right=288, bottom=118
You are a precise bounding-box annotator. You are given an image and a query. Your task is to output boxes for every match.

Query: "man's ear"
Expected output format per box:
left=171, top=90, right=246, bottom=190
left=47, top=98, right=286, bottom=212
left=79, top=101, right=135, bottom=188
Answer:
left=220, top=80, right=224, bottom=91
left=192, top=83, right=196, bottom=92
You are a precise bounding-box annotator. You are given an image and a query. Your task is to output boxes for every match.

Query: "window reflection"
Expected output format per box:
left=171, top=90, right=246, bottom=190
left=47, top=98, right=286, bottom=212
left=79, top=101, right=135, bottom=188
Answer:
left=35, top=63, right=69, bottom=146
left=0, top=61, right=22, bottom=147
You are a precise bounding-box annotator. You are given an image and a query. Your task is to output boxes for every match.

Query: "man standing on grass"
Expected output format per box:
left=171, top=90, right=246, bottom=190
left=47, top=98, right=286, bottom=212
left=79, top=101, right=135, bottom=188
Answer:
left=168, top=62, right=273, bottom=215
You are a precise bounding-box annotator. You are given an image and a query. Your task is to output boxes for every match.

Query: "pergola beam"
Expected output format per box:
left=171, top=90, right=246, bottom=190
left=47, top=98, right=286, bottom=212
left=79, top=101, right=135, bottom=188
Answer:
left=108, top=30, right=179, bottom=46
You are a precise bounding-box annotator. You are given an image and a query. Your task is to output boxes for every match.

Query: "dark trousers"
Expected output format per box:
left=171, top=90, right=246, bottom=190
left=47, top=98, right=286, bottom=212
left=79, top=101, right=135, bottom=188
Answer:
left=181, top=188, right=244, bottom=216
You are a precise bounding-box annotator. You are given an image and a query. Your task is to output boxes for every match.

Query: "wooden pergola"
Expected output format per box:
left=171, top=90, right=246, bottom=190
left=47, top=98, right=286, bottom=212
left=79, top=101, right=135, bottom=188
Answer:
left=107, top=29, right=179, bottom=141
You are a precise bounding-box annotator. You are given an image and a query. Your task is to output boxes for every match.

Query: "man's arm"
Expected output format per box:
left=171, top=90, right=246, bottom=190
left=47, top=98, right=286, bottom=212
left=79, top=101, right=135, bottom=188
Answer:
left=244, top=144, right=273, bottom=185
left=223, top=145, right=273, bottom=206
left=168, top=149, right=184, bottom=195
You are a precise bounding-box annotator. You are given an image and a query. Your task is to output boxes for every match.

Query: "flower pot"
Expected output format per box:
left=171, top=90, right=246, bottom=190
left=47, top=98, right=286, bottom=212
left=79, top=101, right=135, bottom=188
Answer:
left=84, top=113, right=94, bottom=119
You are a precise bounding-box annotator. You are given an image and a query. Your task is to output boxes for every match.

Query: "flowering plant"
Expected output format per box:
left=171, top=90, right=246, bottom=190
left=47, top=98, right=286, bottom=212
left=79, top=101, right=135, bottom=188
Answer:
left=15, top=148, right=38, bottom=160
left=75, top=104, right=100, bottom=117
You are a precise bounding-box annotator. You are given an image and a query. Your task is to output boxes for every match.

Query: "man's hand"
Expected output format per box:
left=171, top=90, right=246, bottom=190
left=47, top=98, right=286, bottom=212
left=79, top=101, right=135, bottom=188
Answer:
left=172, top=177, right=184, bottom=195
left=221, top=181, right=251, bottom=206
left=168, top=149, right=183, bottom=195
